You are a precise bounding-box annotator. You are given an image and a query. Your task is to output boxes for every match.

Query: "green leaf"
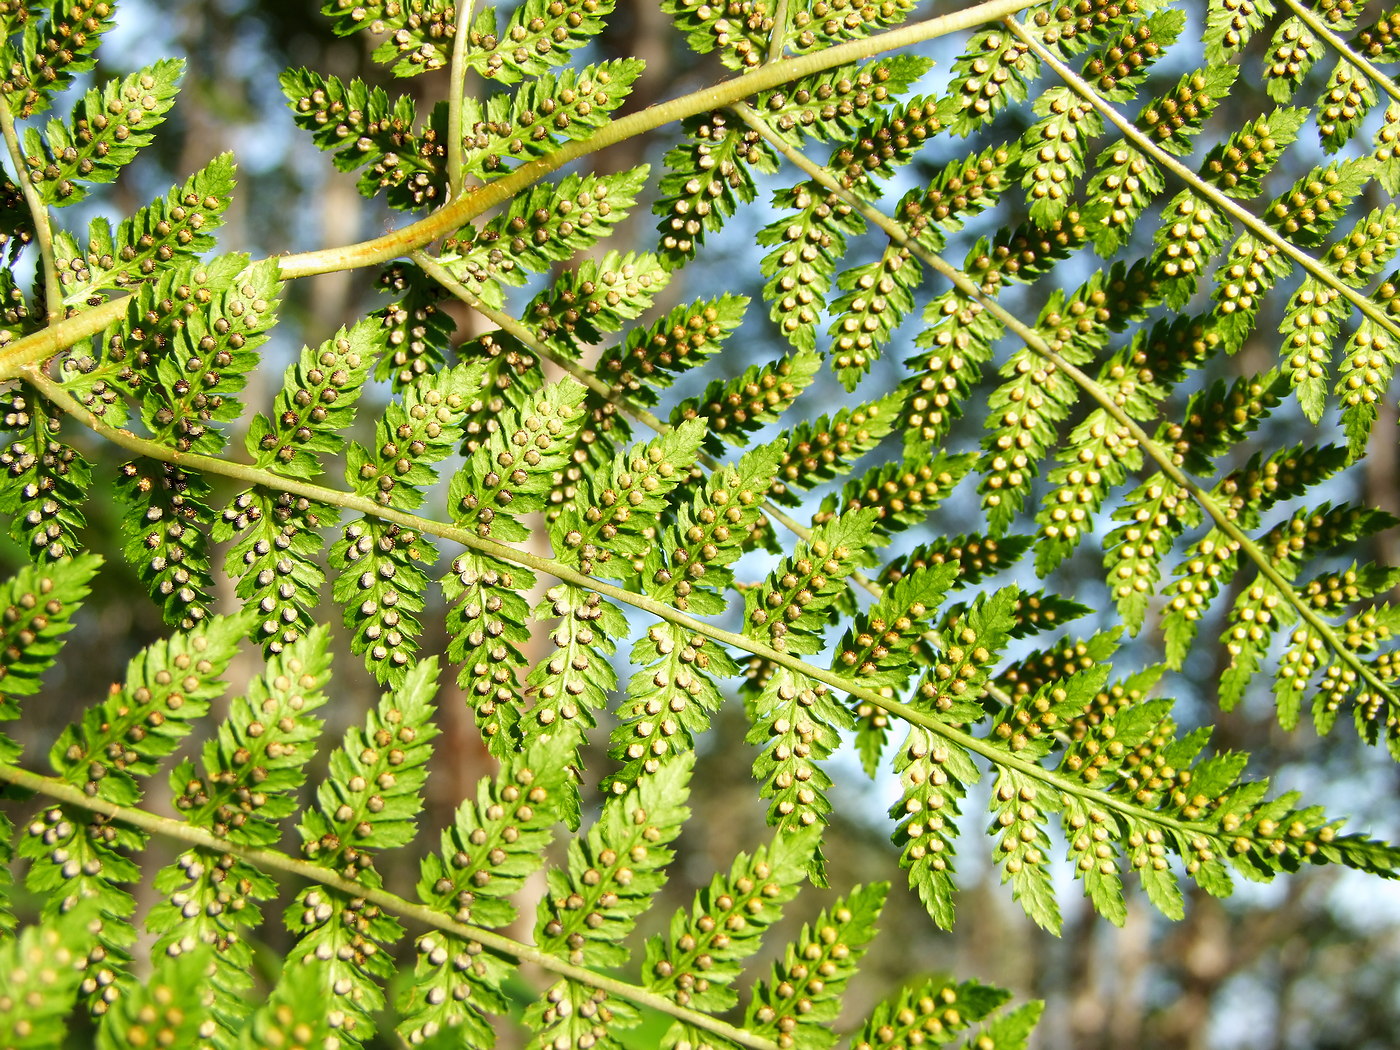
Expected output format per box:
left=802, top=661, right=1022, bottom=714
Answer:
left=300, top=658, right=441, bottom=869
left=850, top=978, right=1020, bottom=1049
left=0, top=399, right=90, bottom=561
left=116, top=459, right=215, bottom=629
left=449, top=377, right=588, bottom=544
left=0, top=904, right=96, bottom=1047
left=609, top=618, right=738, bottom=790
left=466, top=0, right=614, bottom=83
left=318, top=0, right=455, bottom=76
left=644, top=825, right=818, bottom=1012
left=770, top=391, right=901, bottom=504
left=456, top=166, right=650, bottom=286
left=26, top=59, right=183, bottom=206
left=744, top=883, right=886, bottom=1049
left=50, top=610, right=251, bottom=790
left=1063, top=797, right=1127, bottom=926
left=671, top=349, right=820, bottom=455
left=891, top=729, right=979, bottom=929
left=988, top=768, right=1061, bottom=932
left=173, top=628, right=333, bottom=844
left=3, top=0, right=117, bottom=118
left=461, top=59, right=642, bottom=179
left=595, top=294, right=747, bottom=403
left=148, top=851, right=276, bottom=1043
left=53, top=153, right=235, bottom=305
left=551, top=420, right=705, bottom=575
left=744, top=508, right=880, bottom=655
left=247, top=317, right=379, bottom=478
left=655, top=112, right=778, bottom=269
left=756, top=55, right=931, bottom=145
left=443, top=550, right=533, bottom=754
left=536, top=754, right=691, bottom=967
left=828, top=242, right=921, bottom=389
left=95, top=946, right=217, bottom=1050
left=0, top=552, right=99, bottom=709
left=331, top=517, right=435, bottom=685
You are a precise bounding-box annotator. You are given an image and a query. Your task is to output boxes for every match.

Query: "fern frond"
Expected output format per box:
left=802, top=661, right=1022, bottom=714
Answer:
left=52, top=153, right=236, bottom=306
left=610, top=621, right=736, bottom=790
left=0, top=396, right=89, bottom=560
left=373, top=262, right=456, bottom=389
left=2, top=0, right=117, bottom=118
left=0, top=901, right=95, bottom=1046
left=450, top=167, right=650, bottom=299
left=466, top=0, right=613, bottom=84
left=771, top=392, right=900, bottom=505
left=403, top=746, right=569, bottom=1044
left=1015, top=86, right=1103, bottom=225
left=840, top=562, right=960, bottom=773
left=850, top=979, right=1031, bottom=1050
left=662, top=0, right=768, bottom=70
left=95, top=948, right=216, bottom=1049
left=1083, top=143, right=1165, bottom=254
left=463, top=59, right=642, bottom=180
left=879, top=534, right=1033, bottom=592
left=1317, top=60, right=1377, bottom=153
left=281, top=70, right=438, bottom=209
left=319, top=0, right=456, bottom=76
left=22, top=614, right=250, bottom=996
left=331, top=518, right=434, bottom=685
left=645, top=824, right=818, bottom=1013
left=550, top=421, right=703, bottom=587
left=527, top=756, right=691, bottom=1048
left=287, top=661, right=440, bottom=1036
left=115, top=459, right=214, bottom=629
left=902, top=290, right=1001, bottom=452
left=758, top=182, right=864, bottom=353
left=527, top=250, right=669, bottom=351
left=942, top=28, right=1037, bottom=136
left=1339, top=311, right=1400, bottom=458
left=822, top=450, right=976, bottom=538
left=828, top=241, right=920, bottom=389
left=743, top=882, right=885, bottom=1048
left=786, top=0, right=918, bottom=52
left=247, top=318, right=379, bottom=479
left=1266, top=158, right=1372, bottom=246
left=656, top=111, right=777, bottom=268
left=672, top=349, right=821, bottom=455
left=745, top=508, right=878, bottom=655
left=23, top=59, right=182, bottom=206
left=129, top=257, right=281, bottom=455
left=444, top=549, right=534, bottom=753
left=450, top=376, right=587, bottom=543
left=596, top=294, right=747, bottom=405
left=757, top=55, right=930, bottom=146
left=0, top=552, right=98, bottom=709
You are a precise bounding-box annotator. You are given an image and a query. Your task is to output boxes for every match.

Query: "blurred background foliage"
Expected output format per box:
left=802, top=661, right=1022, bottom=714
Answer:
left=10, top=1, right=1400, bottom=1047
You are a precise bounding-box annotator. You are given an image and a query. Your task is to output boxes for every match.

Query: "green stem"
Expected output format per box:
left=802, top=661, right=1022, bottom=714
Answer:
left=1006, top=18, right=1400, bottom=355
left=1278, top=0, right=1400, bottom=106
left=445, top=0, right=477, bottom=199
left=260, top=0, right=1037, bottom=282
left=0, top=760, right=779, bottom=1050
left=768, top=0, right=794, bottom=62
left=24, top=365, right=1224, bottom=850
left=733, top=83, right=1400, bottom=717
left=0, top=97, right=61, bottom=324
left=0, top=0, right=1040, bottom=379
left=0, top=293, right=126, bottom=380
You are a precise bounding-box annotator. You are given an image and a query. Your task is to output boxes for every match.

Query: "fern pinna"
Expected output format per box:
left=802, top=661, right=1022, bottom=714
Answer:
left=0, top=0, right=1397, bottom=1044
